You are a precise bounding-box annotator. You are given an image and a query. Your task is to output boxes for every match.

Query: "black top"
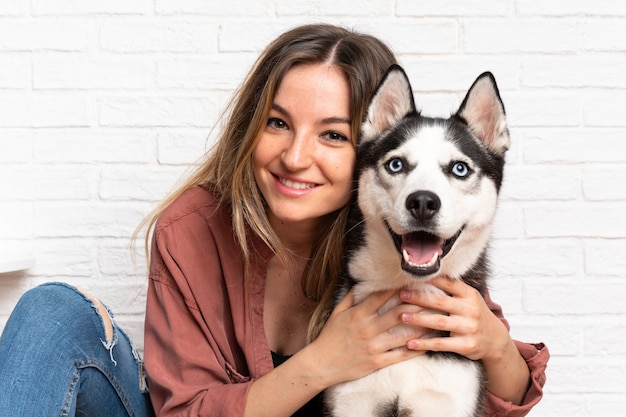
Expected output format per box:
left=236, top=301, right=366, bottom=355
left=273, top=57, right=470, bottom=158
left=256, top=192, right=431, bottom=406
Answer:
left=271, top=351, right=325, bottom=417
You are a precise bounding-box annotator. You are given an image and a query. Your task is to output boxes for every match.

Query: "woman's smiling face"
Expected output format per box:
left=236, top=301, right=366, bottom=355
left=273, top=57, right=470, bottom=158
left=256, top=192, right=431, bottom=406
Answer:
left=253, top=63, right=356, bottom=230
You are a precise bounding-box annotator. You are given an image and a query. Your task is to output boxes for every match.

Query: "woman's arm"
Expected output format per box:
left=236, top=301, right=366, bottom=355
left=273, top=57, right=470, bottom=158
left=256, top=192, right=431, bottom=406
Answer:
left=245, top=289, right=427, bottom=417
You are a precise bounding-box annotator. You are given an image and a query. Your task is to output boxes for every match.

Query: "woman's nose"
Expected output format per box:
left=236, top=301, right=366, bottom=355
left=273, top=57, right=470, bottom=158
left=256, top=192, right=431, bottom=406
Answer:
left=281, top=131, right=314, bottom=170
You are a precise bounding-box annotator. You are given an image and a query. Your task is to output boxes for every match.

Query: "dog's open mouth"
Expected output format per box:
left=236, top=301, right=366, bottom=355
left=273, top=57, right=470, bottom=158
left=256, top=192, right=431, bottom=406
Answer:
left=388, top=224, right=463, bottom=277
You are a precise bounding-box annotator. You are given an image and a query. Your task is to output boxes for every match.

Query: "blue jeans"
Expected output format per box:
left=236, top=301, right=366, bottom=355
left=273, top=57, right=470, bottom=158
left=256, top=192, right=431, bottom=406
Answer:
left=0, top=282, right=154, bottom=417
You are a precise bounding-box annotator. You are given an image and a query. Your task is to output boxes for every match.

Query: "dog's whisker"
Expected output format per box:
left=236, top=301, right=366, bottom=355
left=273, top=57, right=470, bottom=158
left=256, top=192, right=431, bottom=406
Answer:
left=344, top=218, right=366, bottom=237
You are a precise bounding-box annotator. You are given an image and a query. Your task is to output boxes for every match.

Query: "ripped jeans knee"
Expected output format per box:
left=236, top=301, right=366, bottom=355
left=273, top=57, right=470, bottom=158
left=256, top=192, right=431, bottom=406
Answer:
left=77, top=286, right=120, bottom=365
left=61, top=283, right=148, bottom=392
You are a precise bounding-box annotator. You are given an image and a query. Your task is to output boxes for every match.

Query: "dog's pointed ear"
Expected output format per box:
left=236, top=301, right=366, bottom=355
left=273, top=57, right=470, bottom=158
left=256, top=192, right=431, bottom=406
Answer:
left=456, top=72, right=510, bottom=156
left=360, top=65, right=417, bottom=144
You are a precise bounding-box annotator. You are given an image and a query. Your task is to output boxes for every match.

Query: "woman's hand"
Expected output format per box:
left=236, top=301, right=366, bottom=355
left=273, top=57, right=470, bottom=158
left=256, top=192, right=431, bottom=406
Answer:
left=398, top=276, right=531, bottom=404
left=307, top=289, right=428, bottom=387
left=398, top=276, right=508, bottom=361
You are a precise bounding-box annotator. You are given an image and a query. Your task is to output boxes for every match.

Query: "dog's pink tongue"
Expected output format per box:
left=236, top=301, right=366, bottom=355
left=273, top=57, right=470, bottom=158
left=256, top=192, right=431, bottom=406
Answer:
left=402, top=234, right=443, bottom=265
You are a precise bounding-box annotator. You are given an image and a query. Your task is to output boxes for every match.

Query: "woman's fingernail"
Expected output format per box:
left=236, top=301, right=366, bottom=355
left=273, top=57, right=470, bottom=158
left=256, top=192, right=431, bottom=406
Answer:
left=400, top=289, right=411, bottom=300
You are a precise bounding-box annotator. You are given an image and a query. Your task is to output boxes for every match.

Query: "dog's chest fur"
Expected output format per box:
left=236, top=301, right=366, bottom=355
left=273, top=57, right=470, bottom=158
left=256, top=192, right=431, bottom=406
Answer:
left=324, top=66, right=510, bottom=417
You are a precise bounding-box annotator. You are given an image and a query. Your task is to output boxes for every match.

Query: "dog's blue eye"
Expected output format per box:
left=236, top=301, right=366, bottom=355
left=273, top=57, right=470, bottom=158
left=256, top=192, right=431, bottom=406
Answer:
left=452, top=161, right=470, bottom=178
left=386, top=158, right=404, bottom=174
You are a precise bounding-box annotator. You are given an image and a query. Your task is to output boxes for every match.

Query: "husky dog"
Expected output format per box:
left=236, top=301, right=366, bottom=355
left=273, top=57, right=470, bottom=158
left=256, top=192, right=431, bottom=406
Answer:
left=325, top=65, right=510, bottom=417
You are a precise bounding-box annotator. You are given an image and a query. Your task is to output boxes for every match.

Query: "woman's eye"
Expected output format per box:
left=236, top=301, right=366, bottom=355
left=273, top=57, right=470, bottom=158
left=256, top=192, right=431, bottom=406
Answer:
left=386, top=157, right=404, bottom=174
left=323, top=131, right=349, bottom=142
left=451, top=161, right=470, bottom=178
left=267, top=118, right=288, bottom=130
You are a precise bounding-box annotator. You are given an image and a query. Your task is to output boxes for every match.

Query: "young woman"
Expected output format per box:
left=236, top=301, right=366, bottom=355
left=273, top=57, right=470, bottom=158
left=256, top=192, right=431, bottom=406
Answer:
left=0, top=24, right=548, bottom=417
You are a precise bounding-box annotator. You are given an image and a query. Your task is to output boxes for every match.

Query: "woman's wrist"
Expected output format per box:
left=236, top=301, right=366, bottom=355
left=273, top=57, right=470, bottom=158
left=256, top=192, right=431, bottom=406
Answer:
left=296, top=338, right=343, bottom=390
left=482, top=336, right=530, bottom=405
left=245, top=347, right=328, bottom=417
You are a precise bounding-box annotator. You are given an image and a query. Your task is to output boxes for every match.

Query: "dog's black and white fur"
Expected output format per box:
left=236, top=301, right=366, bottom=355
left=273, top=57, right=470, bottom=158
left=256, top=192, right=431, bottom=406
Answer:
left=325, top=65, right=510, bottom=417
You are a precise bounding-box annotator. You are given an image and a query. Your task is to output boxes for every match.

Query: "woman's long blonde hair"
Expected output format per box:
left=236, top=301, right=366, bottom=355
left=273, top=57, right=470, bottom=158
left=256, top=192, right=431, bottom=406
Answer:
left=137, top=23, right=396, bottom=340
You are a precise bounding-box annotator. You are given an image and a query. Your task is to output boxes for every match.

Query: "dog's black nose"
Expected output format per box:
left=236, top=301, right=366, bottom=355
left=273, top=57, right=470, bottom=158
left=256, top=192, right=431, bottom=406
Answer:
left=406, top=191, right=441, bottom=222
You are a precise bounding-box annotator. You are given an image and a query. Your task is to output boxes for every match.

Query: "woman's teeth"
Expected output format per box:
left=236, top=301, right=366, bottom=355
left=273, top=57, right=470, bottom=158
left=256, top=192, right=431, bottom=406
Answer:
left=279, top=177, right=316, bottom=190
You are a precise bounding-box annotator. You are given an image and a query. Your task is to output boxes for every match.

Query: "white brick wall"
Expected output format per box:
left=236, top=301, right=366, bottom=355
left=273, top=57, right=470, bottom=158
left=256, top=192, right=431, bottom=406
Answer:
left=1, top=1, right=625, bottom=415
